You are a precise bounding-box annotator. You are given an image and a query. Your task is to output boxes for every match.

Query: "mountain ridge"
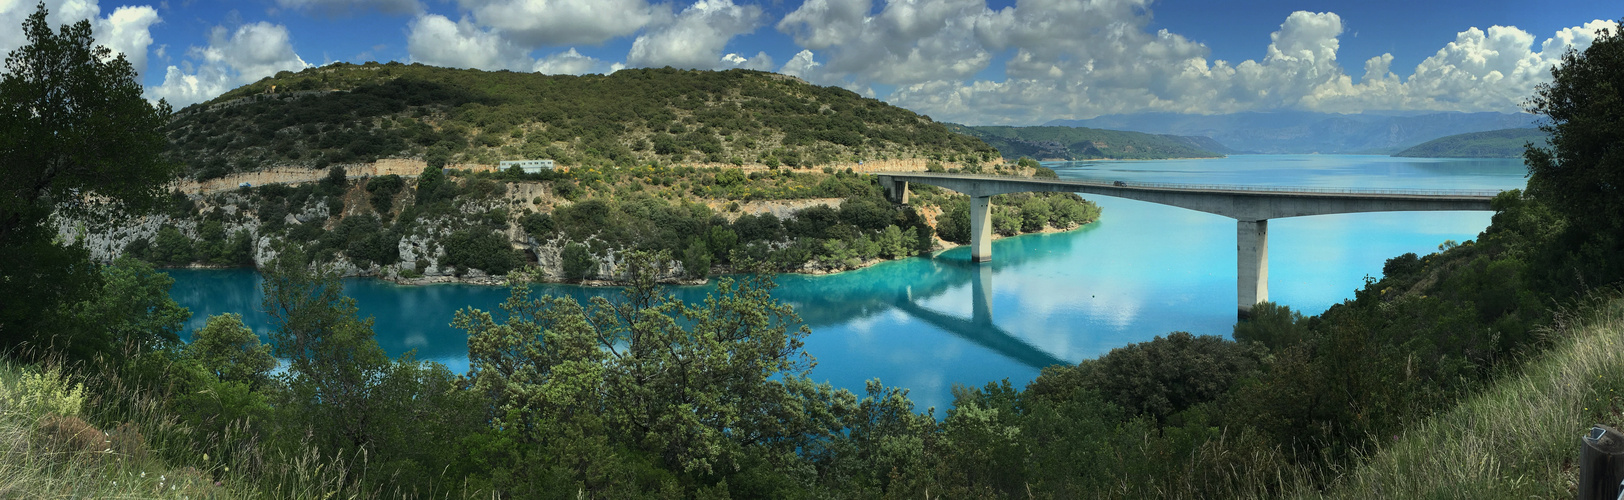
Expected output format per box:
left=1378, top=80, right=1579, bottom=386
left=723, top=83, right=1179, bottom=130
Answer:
left=1044, top=111, right=1538, bottom=154
left=944, top=124, right=1225, bottom=160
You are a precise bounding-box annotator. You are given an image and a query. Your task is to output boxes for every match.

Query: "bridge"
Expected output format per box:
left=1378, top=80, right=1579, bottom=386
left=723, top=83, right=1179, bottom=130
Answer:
left=877, top=172, right=1500, bottom=318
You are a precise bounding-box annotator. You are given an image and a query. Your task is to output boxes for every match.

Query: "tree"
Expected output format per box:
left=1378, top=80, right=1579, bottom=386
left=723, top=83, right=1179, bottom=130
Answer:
left=1525, top=23, right=1623, bottom=229
left=0, top=3, right=178, bottom=350
left=261, top=246, right=390, bottom=451
left=186, top=313, right=276, bottom=390
left=455, top=253, right=826, bottom=490
left=61, top=257, right=190, bottom=361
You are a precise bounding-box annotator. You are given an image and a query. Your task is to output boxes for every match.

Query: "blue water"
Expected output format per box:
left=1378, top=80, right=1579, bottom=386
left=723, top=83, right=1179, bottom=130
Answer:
left=166, top=155, right=1530, bottom=411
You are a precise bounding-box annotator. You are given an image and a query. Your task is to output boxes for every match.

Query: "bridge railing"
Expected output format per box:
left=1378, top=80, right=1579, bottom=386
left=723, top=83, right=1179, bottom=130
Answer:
left=885, top=172, right=1505, bottom=198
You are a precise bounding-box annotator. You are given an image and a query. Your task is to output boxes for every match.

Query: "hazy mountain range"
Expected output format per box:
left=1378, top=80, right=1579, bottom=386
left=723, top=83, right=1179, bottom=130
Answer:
left=1044, top=111, right=1540, bottom=154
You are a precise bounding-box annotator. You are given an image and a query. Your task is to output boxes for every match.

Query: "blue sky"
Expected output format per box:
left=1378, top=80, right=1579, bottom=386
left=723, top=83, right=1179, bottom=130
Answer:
left=1, top=0, right=1615, bottom=124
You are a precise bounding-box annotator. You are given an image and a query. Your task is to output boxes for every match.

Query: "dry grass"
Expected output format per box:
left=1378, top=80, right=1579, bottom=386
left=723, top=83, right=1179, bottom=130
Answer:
left=1299, top=297, right=1624, bottom=499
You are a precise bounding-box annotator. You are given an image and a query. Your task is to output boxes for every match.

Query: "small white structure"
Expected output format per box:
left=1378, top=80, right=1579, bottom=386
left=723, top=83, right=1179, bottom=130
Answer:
left=499, top=159, right=555, bottom=173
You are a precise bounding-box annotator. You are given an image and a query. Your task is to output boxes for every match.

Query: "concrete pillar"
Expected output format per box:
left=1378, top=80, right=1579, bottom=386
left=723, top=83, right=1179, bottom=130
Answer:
left=970, top=195, right=992, bottom=263
left=972, top=263, right=993, bottom=324
left=880, top=177, right=910, bottom=204
left=1237, top=219, right=1268, bottom=318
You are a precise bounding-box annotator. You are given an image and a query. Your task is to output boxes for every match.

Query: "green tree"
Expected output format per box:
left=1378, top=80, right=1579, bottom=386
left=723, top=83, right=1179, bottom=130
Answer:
left=561, top=242, right=596, bottom=280
left=61, top=257, right=190, bottom=361
left=261, top=247, right=391, bottom=451
left=1525, top=24, right=1624, bottom=235
left=0, top=4, right=178, bottom=350
left=455, top=253, right=826, bottom=490
left=186, top=313, right=276, bottom=390
left=683, top=238, right=712, bottom=279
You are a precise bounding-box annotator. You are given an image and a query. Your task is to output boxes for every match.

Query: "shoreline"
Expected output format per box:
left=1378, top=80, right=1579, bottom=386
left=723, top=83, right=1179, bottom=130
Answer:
left=153, top=220, right=1096, bottom=288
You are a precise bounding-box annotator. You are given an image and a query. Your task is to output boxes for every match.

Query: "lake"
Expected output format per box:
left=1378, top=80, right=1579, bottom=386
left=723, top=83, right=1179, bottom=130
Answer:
left=166, top=155, right=1530, bottom=411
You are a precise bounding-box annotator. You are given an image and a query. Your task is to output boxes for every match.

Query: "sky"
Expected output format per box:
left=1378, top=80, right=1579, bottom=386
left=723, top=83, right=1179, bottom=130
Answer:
left=0, top=0, right=1616, bottom=125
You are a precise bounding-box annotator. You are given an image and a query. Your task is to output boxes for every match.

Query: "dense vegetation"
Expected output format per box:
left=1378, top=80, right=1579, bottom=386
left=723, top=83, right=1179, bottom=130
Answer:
left=127, top=159, right=1094, bottom=282
left=165, top=63, right=997, bottom=180
left=12, top=5, right=1624, bottom=498
left=1392, top=127, right=1550, bottom=158
left=945, top=124, right=1225, bottom=160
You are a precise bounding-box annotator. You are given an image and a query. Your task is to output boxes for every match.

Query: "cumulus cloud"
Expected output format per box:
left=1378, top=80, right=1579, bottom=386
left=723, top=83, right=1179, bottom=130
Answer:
left=407, top=14, right=532, bottom=71
left=777, top=0, right=991, bottom=85
left=627, top=0, right=765, bottom=70
left=146, top=22, right=310, bottom=107
left=860, top=0, right=1618, bottom=124
left=0, top=0, right=162, bottom=77
left=721, top=51, right=773, bottom=70
left=532, top=48, right=604, bottom=75
left=275, top=0, right=422, bottom=16
left=456, top=0, right=666, bottom=47
left=778, top=49, right=821, bottom=78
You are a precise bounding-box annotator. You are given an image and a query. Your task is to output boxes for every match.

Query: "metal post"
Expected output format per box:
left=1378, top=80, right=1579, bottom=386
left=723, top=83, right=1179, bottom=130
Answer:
left=1580, top=424, right=1624, bottom=500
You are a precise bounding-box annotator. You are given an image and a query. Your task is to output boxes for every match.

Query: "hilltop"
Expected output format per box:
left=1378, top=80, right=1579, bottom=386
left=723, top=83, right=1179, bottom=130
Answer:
left=163, top=62, right=997, bottom=180
left=1392, top=127, right=1548, bottom=158
left=944, top=124, right=1225, bottom=160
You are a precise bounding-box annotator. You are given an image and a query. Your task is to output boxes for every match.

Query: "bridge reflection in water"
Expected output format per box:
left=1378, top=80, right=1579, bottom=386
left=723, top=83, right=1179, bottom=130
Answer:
left=890, top=263, right=1069, bottom=370
left=787, top=237, right=1080, bottom=371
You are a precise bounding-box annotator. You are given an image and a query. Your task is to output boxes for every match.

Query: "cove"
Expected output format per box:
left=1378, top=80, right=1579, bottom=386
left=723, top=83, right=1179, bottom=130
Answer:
left=166, top=155, right=1530, bottom=411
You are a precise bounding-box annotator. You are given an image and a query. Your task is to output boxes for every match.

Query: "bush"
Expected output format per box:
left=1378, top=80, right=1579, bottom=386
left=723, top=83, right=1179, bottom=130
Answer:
left=441, top=229, right=520, bottom=275
left=561, top=242, right=596, bottom=280
left=151, top=225, right=194, bottom=265
left=366, top=174, right=405, bottom=213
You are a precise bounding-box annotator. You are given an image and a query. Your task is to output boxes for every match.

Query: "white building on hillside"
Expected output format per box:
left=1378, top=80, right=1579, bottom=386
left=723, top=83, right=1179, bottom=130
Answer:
left=499, top=159, right=555, bottom=173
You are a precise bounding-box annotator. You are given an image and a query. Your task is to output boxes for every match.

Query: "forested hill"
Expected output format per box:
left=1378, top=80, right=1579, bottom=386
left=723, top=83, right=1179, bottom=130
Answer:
left=164, top=62, right=996, bottom=180
left=944, top=124, right=1225, bottom=160
left=1392, top=128, right=1549, bottom=158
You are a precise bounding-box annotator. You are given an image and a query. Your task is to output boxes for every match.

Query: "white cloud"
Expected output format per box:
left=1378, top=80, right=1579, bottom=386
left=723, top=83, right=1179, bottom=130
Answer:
left=871, top=1, right=1619, bottom=124
left=721, top=51, right=773, bottom=70
left=456, top=0, right=666, bottom=47
left=406, top=14, right=532, bottom=71
left=778, top=49, right=821, bottom=78
left=146, top=22, right=309, bottom=107
left=777, top=0, right=991, bottom=85
left=0, top=1, right=161, bottom=77
left=532, top=48, right=602, bottom=75
left=627, top=0, right=765, bottom=70
left=275, top=0, right=422, bottom=16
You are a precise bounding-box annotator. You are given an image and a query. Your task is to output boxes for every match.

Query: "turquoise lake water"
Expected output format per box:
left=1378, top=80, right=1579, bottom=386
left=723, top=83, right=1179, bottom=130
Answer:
left=166, top=155, right=1530, bottom=411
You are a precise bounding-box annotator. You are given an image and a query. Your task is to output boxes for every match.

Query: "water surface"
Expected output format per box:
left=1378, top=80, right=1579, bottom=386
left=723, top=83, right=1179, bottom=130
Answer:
left=168, top=155, right=1529, bottom=411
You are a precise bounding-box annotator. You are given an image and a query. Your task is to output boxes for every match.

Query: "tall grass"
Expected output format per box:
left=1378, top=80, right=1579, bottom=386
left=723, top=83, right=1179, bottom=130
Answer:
left=0, top=351, right=446, bottom=499
left=1302, top=297, right=1624, bottom=498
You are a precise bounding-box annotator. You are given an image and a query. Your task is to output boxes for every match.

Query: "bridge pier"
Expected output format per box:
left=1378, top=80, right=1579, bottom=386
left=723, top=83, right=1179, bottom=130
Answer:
left=1237, top=219, right=1268, bottom=318
left=970, top=195, right=992, bottom=262
left=881, top=177, right=910, bottom=204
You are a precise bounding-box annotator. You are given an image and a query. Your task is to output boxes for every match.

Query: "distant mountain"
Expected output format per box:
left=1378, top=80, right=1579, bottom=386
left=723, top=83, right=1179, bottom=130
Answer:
left=1392, top=128, right=1549, bottom=158
left=1044, top=111, right=1539, bottom=154
left=943, top=124, right=1224, bottom=160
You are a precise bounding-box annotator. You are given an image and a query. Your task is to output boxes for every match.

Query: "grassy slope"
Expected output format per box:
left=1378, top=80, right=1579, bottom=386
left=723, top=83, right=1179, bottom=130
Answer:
left=1392, top=128, right=1550, bottom=158
left=944, top=124, right=1225, bottom=160
left=1305, top=297, right=1624, bottom=498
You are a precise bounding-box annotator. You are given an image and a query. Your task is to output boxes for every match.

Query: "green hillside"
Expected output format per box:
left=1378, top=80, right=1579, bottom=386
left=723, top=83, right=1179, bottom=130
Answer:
left=1392, top=127, right=1548, bottom=158
left=164, top=62, right=997, bottom=180
left=944, top=124, right=1225, bottom=160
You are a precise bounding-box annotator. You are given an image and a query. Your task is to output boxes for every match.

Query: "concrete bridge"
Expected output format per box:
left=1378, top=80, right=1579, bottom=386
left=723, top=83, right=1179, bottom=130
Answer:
left=877, top=172, right=1500, bottom=317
